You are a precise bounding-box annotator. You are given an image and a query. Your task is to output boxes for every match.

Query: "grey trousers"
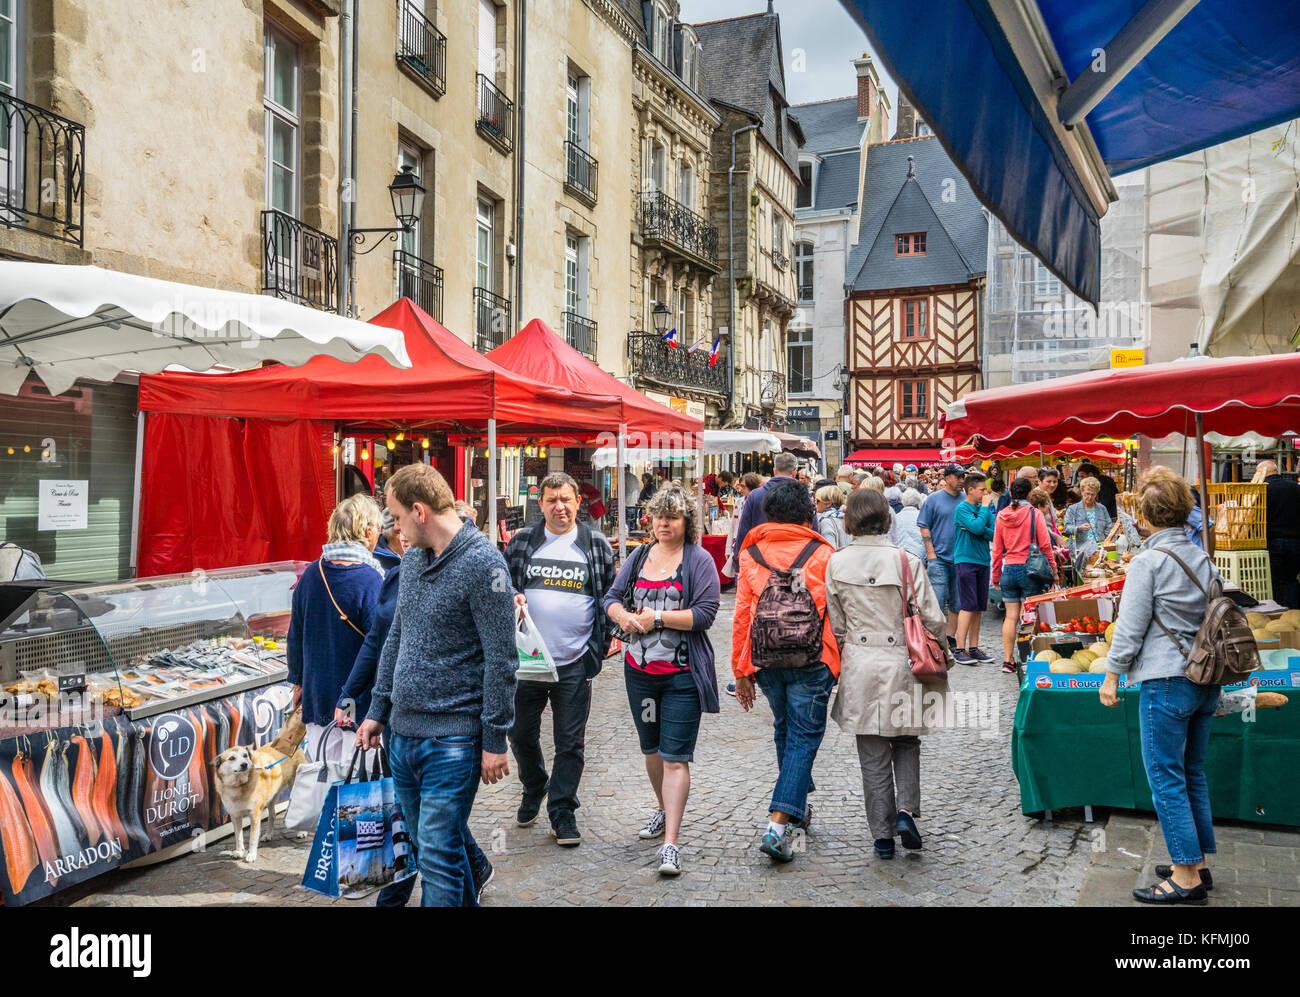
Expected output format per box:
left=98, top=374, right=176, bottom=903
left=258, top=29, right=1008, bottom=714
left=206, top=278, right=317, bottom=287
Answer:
left=854, top=734, right=921, bottom=841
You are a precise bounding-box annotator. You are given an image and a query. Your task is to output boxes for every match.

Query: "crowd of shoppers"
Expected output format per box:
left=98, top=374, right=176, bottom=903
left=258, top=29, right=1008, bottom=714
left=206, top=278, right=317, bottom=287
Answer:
left=275, top=447, right=1257, bottom=907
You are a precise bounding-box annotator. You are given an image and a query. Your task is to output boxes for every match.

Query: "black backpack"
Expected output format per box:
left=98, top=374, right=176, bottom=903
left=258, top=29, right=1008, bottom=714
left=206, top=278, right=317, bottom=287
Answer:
left=744, top=540, right=826, bottom=670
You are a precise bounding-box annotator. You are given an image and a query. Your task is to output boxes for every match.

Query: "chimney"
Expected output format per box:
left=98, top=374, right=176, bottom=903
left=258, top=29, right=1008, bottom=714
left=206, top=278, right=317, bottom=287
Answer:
left=854, top=54, right=875, bottom=123
left=892, top=91, right=916, bottom=141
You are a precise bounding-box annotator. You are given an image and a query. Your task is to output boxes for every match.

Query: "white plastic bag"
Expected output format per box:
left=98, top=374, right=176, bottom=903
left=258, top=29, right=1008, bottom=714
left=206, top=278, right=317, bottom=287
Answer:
left=515, top=605, right=559, bottom=682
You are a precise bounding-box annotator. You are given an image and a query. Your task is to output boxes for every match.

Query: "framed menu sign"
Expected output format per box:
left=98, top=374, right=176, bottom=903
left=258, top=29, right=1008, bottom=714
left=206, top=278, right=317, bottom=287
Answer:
left=37, top=480, right=89, bottom=531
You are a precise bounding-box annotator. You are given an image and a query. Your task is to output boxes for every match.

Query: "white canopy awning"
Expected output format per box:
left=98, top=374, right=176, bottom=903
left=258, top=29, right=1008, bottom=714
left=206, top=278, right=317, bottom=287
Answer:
left=591, top=429, right=784, bottom=468
left=0, top=262, right=412, bottom=395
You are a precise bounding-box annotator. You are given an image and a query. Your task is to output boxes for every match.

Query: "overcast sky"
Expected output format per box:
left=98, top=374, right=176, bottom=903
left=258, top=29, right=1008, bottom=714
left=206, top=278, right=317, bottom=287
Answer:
left=681, top=0, right=900, bottom=111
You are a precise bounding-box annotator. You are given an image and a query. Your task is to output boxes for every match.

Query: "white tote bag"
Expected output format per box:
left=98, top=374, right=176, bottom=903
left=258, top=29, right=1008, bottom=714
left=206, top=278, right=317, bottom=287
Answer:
left=515, top=605, right=560, bottom=683
left=285, top=722, right=369, bottom=831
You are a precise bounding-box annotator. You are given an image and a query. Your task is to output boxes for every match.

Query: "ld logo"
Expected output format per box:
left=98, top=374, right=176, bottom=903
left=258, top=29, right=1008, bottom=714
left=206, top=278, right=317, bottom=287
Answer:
left=148, top=714, right=197, bottom=780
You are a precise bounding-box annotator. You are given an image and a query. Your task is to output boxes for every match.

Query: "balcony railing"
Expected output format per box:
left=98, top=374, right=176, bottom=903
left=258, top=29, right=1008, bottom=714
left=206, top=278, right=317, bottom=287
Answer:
left=564, top=140, right=598, bottom=204
left=772, top=248, right=789, bottom=271
left=627, top=331, right=726, bottom=395
left=563, top=311, right=597, bottom=359
left=476, top=74, right=514, bottom=153
left=640, top=191, right=718, bottom=266
left=760, top=369, right=786, bottom=408
left=396, top=0, right=447, bottom=98
left=474, top=286, right=511, bottom=352
left=0, top=92, right=85, bottom=246
left=798, top=284, right=814, bottom=302
left=395, top=249, right=444, bottom=322
left=261, top=209, right=339, bottom=311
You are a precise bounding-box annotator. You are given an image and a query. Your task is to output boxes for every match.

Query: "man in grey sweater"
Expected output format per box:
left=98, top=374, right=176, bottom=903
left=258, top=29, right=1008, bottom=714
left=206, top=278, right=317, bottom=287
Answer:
left=357, top=464, right=517, bottom=907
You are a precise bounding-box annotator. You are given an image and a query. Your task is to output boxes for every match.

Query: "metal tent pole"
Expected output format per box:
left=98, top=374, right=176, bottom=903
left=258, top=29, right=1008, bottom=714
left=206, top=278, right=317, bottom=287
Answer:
left=488, top=418, right=498, bottom=544
left=617, top=423, right=627, bottom=562
left=1195, top=413, right=1210, bottom=550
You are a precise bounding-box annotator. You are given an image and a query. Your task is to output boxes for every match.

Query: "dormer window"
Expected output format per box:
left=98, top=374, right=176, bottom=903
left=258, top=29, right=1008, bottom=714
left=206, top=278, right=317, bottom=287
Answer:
left=653, top=4, right=670, bottom=64
left=896, top=232, right=927, bottom=256
left=678, top=25, right=699, bottom=88
left=797, top=161, right=813, bottom=209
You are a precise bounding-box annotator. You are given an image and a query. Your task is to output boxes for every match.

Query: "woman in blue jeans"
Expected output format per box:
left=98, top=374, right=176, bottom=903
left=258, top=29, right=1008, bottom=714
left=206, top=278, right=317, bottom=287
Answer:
left=1101, top=468, right=1220, bottom=905
left=603, top=483, right=721, bottom=878
left=990, top=478, right=1060, bottom=673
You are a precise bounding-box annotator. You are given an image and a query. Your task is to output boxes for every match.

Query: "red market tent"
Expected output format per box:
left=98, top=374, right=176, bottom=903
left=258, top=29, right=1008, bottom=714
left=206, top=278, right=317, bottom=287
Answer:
left=953, top=439, right=1127, bottom=465
left=943, top=354, right=1300, bottom=451
left=486, top=317, right=704, bottom=443
left=136, top=300, right=625, bottom=575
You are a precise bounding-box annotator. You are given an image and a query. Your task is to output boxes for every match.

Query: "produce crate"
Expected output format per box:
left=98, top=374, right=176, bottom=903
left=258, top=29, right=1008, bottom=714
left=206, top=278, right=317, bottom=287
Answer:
left=1213, top=547, right=1273, bottom=603
left=1207, top=482, right=1267, bottom=550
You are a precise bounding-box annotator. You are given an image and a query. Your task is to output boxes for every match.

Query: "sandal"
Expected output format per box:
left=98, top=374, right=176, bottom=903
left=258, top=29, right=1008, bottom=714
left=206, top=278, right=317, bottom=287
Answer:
left=1132, top=877, right=1208, bottom=905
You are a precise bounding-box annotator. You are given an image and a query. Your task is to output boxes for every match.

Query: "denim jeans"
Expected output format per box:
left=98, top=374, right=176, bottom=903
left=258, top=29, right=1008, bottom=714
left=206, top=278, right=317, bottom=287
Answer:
left=509, top=660, right=593, bottom=822
left=926, top=559, right=958, bottom=616
left=754, top=665, right=836, bottom=822
left=386, top=733, right=488, bottom=907
left=1139, top=677, right=1219, bottom=866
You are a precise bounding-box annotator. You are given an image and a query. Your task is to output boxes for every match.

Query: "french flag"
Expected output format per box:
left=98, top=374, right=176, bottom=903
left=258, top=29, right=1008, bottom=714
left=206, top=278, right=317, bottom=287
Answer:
left=661, top=326, right=678, bottom=349
left=708, top=336, right=721, bottom=367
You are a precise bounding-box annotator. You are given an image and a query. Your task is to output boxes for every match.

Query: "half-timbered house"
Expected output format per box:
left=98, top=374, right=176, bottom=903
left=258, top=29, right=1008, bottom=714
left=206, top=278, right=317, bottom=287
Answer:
left=843, top=133, right=987, bottom=462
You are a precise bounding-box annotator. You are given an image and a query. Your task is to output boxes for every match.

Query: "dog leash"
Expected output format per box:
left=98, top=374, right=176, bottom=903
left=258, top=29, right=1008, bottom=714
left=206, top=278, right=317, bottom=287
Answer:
left=260, top=754, right=293, bottom=771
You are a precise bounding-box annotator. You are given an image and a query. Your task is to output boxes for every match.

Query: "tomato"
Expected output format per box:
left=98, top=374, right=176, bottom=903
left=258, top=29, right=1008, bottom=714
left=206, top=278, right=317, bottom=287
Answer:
left=1038, top=622, right=1050, bottom=633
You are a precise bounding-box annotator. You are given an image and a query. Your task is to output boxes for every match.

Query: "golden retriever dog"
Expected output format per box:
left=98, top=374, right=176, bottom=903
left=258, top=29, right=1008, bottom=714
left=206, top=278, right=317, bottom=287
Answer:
left=211, top=744, right=305, bottom=863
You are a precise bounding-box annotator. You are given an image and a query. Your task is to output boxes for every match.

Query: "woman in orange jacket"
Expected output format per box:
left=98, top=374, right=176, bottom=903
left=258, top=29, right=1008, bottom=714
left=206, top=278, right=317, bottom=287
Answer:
left=732, top=477, right=840, bottom=865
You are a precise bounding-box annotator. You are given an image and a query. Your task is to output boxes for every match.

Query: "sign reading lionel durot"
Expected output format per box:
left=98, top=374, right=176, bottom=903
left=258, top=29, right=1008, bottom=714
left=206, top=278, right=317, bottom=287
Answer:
left=37, top=479, right=89, bottom=531
left=1110, top=348, right=1144, bottom=369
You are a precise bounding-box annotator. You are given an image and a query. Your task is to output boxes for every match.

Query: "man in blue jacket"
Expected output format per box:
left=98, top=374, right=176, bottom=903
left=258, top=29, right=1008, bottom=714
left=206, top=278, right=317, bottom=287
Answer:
left=953, top=472, right=996, bottom=665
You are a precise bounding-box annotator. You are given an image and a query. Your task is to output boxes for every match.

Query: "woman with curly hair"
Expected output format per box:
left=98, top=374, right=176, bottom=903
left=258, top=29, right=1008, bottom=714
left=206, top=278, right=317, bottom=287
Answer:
left=602, top=482, right=721, bottom=878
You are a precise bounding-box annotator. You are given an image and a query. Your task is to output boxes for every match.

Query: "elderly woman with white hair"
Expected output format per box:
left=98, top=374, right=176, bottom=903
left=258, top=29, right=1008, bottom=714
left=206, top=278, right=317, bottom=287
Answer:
left=895, top=488, right=927, bottom=561
left=289, top=493, right=386, bottom=762
left=1064, top=476, right=1114, bottom=567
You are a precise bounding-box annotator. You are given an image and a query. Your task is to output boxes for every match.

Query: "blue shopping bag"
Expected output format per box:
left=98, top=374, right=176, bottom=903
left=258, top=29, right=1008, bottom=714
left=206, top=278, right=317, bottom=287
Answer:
left=300, top=783, right=340, bottom=897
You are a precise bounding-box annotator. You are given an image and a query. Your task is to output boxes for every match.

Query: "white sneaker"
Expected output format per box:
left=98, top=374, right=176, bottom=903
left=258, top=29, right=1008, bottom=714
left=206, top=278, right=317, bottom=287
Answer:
left=638, top=809, right=666, bottom=839
left=658, top=843, right=681, bottom=876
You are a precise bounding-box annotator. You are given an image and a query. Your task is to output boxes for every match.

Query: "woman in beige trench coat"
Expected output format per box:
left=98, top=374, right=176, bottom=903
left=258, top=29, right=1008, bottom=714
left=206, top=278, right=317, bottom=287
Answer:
left=826, top=489, right=953, bottom=859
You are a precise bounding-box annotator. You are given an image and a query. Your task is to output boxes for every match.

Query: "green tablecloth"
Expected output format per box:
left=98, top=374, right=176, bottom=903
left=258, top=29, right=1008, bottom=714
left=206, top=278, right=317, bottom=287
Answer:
left=1011, top=684, right=1300, bottom=826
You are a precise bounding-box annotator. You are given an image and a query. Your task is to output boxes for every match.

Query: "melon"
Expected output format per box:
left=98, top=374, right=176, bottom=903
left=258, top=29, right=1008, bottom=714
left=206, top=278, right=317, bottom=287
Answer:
left=1104, top=622, right=1116, bottom=643
left=1252, top=628, right=1272, bottom=642
left=1247, top=612, right=1270, bottom=628
left=1049, top=660, right=1081, bottom=674
left=1074, top=649, right=1097, bottom=666
left=1265, top=619, right=1294, bottom=634
left=1090, top=640, right=1109, bottom=658
left=1087, top=656, right=1110, bottom=673
left=1281, top=610, right=1300, bottom=627
left=1034, top=649, right=1060, bottom=663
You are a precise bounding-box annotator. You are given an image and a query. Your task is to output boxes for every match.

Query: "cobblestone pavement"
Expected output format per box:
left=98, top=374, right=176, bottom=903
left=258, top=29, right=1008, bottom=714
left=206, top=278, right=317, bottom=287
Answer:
left=42, top=593, right=1097, bottom=907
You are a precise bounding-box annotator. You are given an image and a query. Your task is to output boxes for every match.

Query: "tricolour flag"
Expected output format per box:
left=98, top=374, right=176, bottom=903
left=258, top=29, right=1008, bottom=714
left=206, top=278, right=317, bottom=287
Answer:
left=355, top=818, right=385, bottom=852
left=688, top=338, right=708, bottom=355
left=660, top=326, right=678, bottom=349
left=708, top=335, right=721, bottom=367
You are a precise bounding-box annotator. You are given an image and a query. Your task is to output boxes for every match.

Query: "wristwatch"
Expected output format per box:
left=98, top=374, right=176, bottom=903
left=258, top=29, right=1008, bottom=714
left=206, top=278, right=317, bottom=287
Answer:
left=654, top=609, right=664, bottom=630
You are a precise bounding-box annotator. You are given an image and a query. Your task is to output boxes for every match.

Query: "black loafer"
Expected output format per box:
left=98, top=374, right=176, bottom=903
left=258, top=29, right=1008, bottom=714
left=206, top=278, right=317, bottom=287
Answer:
left=1155, top=865, right=1213, bottom=890
left=874, top=838, right=896, bottom=859
left=1133, top=878, right=1208, bottom=905
left=896, top=811, right=923, bottom=850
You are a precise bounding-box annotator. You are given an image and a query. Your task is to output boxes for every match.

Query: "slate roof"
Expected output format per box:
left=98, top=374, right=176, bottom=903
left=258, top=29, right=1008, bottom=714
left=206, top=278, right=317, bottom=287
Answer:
left=791, top=96, right=863, bottom=154
left=813, top=150, right=860, bottom=211
left=694, top=13, right=801, bottom=175
left=846, top=136, right=987, bottom=293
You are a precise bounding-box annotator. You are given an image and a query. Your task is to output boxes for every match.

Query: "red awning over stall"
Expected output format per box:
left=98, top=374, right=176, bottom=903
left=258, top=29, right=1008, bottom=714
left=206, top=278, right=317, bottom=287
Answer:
left=486, top=318, right=703, bottom=441
left=844, top=448, right=947, bottom=465
left=138, top=299, right=623, bottom=432
left=953, top=439, right=1127, bottom=464
left=943, top=354, right=1300, bottom=450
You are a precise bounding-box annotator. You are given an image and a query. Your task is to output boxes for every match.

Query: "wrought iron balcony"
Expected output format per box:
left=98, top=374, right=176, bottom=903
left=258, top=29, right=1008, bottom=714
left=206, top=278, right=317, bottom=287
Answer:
left=627, top=331, right=725, bottom=396
left=474, top=286, right=511, bottom=352
left=396, top=0, right=447, bottom=98
left=798, top=283, right=814, bottom=302
left=476, top=74, right=514, bottom=153
left=0, top=92, right=84, bottom=246
left=772, top=248, right=789, bottom=271
left=760, top=369, right=786, bottom=408
left=564, top=140, right=598, bottom=205
left=395, top=249, right=444, bottom=322
left=640, top=191, right=719, bottom=268
left=563, top=311, right=597, bottom=359
left=261, top=209, right=339, bottom=311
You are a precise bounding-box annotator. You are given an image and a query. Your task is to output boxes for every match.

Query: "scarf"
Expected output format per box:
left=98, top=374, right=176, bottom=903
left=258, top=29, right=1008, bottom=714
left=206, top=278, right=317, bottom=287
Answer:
left=320, top=541, right=385, bottom=578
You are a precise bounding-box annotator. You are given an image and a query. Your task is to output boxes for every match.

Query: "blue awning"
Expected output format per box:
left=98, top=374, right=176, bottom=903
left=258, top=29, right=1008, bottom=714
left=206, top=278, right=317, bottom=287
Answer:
left=841, top=0, right=1300, bottom=306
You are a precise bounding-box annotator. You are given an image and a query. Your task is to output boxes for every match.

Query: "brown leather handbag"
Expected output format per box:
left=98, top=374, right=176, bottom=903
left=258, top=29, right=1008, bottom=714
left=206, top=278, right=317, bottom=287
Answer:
left=899, top=550, right=949, bottom=685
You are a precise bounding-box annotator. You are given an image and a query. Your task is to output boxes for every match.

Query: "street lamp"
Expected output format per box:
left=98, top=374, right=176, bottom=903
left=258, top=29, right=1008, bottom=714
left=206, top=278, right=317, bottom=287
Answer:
left=351, top=166, right=426, bottom=255
left=652, top=301, right=670, bottom=336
